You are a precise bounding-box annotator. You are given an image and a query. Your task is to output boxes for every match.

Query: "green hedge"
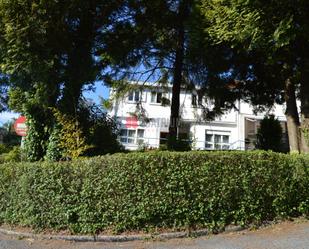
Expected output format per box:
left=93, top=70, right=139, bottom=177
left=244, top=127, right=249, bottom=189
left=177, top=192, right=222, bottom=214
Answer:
left=0, top=151, right=308, bottom=234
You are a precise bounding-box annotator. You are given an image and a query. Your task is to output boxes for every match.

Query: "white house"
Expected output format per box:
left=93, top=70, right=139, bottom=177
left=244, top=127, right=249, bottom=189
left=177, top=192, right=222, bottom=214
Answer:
left=108, top=83, right=289, bottom=151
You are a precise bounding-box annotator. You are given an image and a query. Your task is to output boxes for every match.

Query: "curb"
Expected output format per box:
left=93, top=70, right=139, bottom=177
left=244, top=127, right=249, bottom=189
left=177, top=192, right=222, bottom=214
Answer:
left=0, top=226, right=243, bottom=243
left=0, top=228, right=208, bottom=243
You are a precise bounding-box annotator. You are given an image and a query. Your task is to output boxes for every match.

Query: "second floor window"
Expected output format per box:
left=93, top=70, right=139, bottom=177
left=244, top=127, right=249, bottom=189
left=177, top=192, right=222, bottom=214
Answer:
left=128, top=90, right=141, bottom=102
left=151, top=91, right=162, bottom=104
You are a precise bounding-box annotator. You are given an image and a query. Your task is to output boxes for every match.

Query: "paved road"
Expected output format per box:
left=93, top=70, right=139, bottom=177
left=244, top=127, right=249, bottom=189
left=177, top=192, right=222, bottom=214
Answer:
left=0, top=221, right=308, bottom=249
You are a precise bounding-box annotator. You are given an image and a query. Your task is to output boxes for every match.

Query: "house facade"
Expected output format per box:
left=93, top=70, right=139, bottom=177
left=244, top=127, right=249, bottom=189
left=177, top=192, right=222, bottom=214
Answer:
left=108, top=84, right=289, bottom=151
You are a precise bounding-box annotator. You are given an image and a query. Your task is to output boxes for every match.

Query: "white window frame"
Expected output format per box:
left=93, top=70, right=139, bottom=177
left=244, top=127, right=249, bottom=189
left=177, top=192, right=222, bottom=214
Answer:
left=120, top=128, right=145, bottom=145
left=205, top=130, right=231, bottom=150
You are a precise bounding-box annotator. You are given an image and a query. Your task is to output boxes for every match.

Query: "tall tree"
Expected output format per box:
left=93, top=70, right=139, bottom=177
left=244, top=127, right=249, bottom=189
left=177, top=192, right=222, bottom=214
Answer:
left=200, top=0, right=309, bottom=153
left=102, top=0, right=241, bottom=148
left=0, top=0, right=124, bottom=160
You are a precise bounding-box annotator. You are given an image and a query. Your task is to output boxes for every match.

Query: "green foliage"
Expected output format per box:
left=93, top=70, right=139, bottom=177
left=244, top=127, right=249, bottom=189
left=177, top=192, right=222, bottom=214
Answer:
left=3, top=146, right=23, bottom=162
left=23, top=103, right=52, bottom=162
left=167, top=136, right=191, bottom=151
left=0, top=1, right=126, bottom=162
left=78, top=102, right=124, bottom=156
left=201, top=0, right=300, bottom=51
left=0, top=144, right=10, bottom=155
left=52, top=109, right=91, bottom=160
left=256, top=115, right=283, bottom=152
left=0, top=151, right=308, bottom=234
left=45, top=125, right=62, bottom=162
left=0, top=146, right=24, bottom=163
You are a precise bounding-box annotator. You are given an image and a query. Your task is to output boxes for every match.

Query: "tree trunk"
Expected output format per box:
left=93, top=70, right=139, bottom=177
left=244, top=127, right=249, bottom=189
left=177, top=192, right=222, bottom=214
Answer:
left=168, top=0, right=190, bottom=143
left=284, top=78, right=301, bottom=153
left=300, top=69, right=309, bottom=153
left=60, top=4, right=96, bottom=115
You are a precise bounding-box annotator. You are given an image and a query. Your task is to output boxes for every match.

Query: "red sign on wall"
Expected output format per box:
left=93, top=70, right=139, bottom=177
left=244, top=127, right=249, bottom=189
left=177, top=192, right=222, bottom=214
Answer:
left=14, top=116, right=28, bottom=137
left=126, top=116, right=138, bottom=129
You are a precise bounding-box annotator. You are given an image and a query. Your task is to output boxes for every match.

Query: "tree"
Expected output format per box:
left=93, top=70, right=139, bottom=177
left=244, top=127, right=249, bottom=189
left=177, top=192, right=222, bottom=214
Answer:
left=256, top=115, right=283, bottom=152
left=102, top=0, right=194, bottom=147
left=0, top=0, right=125, bottom=160
left=79, top=102, right=124, bottom=156
left=52, top=108, right=91, bottom=160
left=102, top=0, right=244, bottom=149
left=200, top=0, right=309, bottom=153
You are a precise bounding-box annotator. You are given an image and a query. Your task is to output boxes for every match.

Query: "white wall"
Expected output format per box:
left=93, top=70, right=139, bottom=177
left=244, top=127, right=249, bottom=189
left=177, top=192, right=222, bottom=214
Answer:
left=109, top=87, right=289, bottom=151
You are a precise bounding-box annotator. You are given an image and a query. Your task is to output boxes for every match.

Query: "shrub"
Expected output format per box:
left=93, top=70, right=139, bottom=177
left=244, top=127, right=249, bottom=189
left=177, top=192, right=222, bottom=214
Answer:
left=3, top=146, right=25, bottom=162
left=256, top=115, right=283, bottom=152
left=82, top=105, right=124, bottom=156
left=0, top=151, right=308, bottom=234
left=23, top=103, right=53, bottom=162
left=52, top=109, right=91, bottom=159
left=0, top=144, right=11, bottom=155
left=0, top=146, right=25, bottom=164
left=167, top=136, right=191, bottom=151
left=45, top=125, right=63, bottom=162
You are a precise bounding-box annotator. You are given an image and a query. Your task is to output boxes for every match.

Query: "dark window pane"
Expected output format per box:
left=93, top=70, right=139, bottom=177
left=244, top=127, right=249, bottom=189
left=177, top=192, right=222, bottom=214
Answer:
left=120, top=129, right=127, bottom=136
left=215, top=135, right=221, bottom=143
left=120, top=137, right=127, bottom=143
left=151, top=92, right=156, bottom=102
left=222, top=145, right=230, bottom=150
left=215, top=143, right=221, bottom=150
left=206, top=134, right=213, bottom=142
left=192, top=94, right=197, bottom=106
left=127, top=138, right=135, bottom=144
left=128, top=130, right=136, bottom=137
left=205, top=143, right=213, bottom=149
left=128, top=92, right=134, bottom=101
left=223, top=135, right=229, bottom=143
left=134, top=91, right=140, bottom=102
left=137, top=129, right=144, bottom=138
left=157, top=92, right=162, bottom=103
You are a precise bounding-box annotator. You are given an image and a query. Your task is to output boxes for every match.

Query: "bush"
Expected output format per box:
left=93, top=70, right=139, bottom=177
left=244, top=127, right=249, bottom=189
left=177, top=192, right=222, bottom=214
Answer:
left=3, top=146, right=23, bottom=162
left=256, top=115, right=283, bottom=152
left=0, top=151, right=308, bottom=234
left=0, top=146, right=24, bottom=163
left=167, top=136, right=191, bottom=151
left=0, top=144, right=11, bottom=155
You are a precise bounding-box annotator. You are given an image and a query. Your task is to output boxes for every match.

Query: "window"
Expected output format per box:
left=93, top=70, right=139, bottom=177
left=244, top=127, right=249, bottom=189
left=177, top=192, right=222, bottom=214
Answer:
left=205, top=132, right=230, bottom=150
left=137, top=129, right=144, bottom=144
left=128, top=90, right=141, bottom=102
left=192, top=94, right=197, bottom=106
left=120, top=129, right=144, bottom=144
left=151, top=91, right=162, bottom=104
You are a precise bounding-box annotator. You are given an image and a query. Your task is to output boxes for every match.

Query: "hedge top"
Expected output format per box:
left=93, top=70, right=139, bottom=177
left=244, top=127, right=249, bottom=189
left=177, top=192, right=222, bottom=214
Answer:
left=0, top=150, right=308, bottom=234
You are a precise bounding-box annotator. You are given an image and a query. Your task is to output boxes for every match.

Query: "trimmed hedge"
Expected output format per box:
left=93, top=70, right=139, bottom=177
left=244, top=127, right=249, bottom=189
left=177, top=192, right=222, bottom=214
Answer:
left=0, top=151, right=308, bottom=234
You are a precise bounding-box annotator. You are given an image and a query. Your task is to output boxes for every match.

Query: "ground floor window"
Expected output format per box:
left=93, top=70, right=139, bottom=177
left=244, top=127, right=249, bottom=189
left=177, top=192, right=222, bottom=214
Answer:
left=120, top=128, right=144, bottom=144
left=205, top=131, right=230, bottom=150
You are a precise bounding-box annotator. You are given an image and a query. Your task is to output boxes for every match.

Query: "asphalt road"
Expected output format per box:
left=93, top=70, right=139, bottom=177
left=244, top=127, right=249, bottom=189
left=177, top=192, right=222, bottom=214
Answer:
left=0, top=220, right=308, bottom=249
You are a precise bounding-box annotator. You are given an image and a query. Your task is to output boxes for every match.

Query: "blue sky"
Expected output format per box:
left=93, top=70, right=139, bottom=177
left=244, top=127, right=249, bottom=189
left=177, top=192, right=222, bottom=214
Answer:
left=83, top=81, right=110, bottom=103
left=0, top=82, right=110, bottom=125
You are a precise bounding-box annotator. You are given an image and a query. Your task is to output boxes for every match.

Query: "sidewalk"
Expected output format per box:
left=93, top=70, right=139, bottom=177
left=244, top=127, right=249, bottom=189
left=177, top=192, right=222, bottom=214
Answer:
left=0, top=220, right=308, bottom=249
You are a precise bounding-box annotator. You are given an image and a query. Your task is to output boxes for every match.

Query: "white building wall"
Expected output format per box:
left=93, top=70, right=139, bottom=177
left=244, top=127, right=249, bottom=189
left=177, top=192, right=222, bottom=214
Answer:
left=108, top=86, right=289, bottom=151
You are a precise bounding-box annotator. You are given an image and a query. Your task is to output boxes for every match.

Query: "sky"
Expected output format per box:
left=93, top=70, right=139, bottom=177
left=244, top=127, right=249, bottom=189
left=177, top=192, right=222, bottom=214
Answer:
left=0, top=82, right=110, bottom=125
left=83, top=81, right=110, bottom=104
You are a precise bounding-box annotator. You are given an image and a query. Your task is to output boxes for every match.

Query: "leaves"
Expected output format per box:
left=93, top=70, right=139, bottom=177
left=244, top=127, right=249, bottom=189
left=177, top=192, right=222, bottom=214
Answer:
left=0, top=151, right=308, bottom=233
left=52, top=108, right=92, bottom=160
left=256, top=115, right=284, bottom=152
